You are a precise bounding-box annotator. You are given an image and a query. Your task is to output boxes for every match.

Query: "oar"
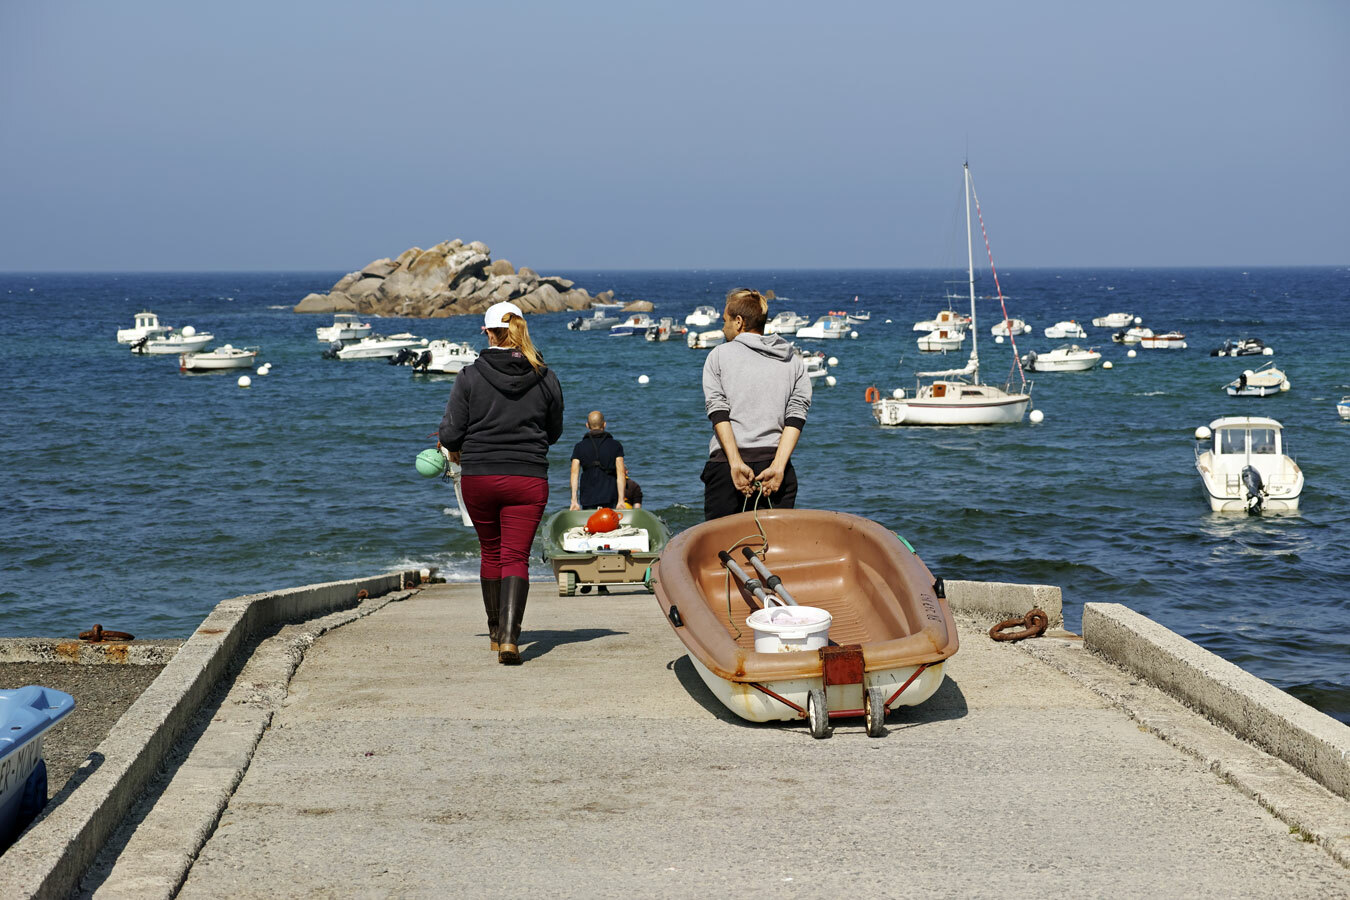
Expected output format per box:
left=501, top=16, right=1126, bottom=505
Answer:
left=717, top=551, right=780, bottom=608
left=741, top=547, right=799, bottom=606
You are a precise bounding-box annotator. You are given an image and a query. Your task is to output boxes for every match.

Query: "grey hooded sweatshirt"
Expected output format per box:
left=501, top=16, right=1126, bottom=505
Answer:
left=702, top=332, right=812, bottom=457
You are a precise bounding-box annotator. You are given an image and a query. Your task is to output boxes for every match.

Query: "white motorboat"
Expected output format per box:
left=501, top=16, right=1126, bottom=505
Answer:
left=131, top=326, right=213, bottom=355
left=1091, top=312, right=1136, bottom=328
left=685, top=306, right=719, bottom=328
left=1116, top=325, right=1152, bottom=344
left=591, top=300, right=625, bottom=311
left=644, top=317, right=682, bottom=342
left=796, top=314, right=848, bottom=340
left=1022, top=344, right=1101, bottom=372
left=912, top=308, right=970, bottom=331
left=179, top=345, right=258, bottom=372
left=567, top=310, right=620, bottom=331
left=315, top=313, right=372, bottom=342
left=1194, top=417, right=1302, bottom=513
left=610, top=313, right=655, bottom=337
left=686, top=329, right=725, bottom=349
left=990, top=317, right=1031, bottom=336
left=916, top=327, right=967, bottom=352
left=1338, top=397, right=1350, bottom=420
left=402, top=340, right=479, bottom=375
left=794, top=347, right=829, bottom=380
left=872, top=163, right=1031, bottom=427
left=1043, top=320, right=1087, bottom=339
left=1139, top=331, right=1187, bottom=350
left=1224, top=362, right=1289, bottom=397
left=765, top=311, right=809, bottom=335
left=331, top=333, right=427, bottom=360
left=1210, top=337, right=1272, bottom=357
left=117, top=311, right=172, bottom=343
left=846, top=310, right=871, bottom=325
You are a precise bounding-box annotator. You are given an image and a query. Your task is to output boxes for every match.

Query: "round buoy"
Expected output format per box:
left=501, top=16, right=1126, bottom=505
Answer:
left=1280, top=380, right=1291, bottom=392
left=182, top=325, right=196, bottom=337
left=1127, top=349, right=1137, bottom=358
left=415, top=448, right=446, bottom=477
left=850, top=331, right=859, bottom=339
left=885, top=319, right=893, bottom=324
left=1103, top=361, right=1113, bottom=369
left=586, top=508, right=620, bottom=533
left=1195, top=426, right=1212, bottom=440
left=237, top=375, right=251, bottom=388
left=825, top=375, right=837, bottom=387
left=995, top=335, right=1004, bottom=344
left=892, top=388, right=905, bottom=400
left=638, top=374, right=650, bottom=385
left=1263, top=346, right=1274, bottom=356
left=1029, top=409, right=1044, bottom=424
left=1134, top=316, right=1142, bottom=325
left=827, top=356, right=839, bottom=367
left=256, top=365, right=269, bottom=376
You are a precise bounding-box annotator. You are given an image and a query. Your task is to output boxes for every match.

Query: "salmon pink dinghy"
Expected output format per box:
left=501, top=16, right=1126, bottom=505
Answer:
left=653, top=509, right=958, bottom=738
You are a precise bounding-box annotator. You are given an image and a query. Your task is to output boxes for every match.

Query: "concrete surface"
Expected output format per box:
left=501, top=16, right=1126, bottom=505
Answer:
left=945, top=579, right=1063, bottom=630
left=1083, top=602, right=1350, bottom=803
left=79, top=583, right=1350, bottom=898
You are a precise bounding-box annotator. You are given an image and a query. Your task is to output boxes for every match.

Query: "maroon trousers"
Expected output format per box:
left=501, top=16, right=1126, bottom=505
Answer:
left=459, top=474, right=548, bottom=580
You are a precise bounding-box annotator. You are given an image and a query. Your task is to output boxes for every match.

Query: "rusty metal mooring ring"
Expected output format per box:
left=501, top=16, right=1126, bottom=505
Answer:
left=79, top=624, right=135, bottom=643
left=989, top=607, right=1049, bottom=642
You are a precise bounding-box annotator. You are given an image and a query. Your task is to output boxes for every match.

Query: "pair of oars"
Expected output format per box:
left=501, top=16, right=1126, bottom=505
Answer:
left=718, top=547, right=798, bottom=609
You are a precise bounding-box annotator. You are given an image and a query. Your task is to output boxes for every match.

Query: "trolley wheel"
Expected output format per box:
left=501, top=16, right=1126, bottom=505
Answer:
left=807, top=688, right=832, bottom=739
left=557, top=571, right=577, bottom=596
left=864, top=686, right=888, bottom=738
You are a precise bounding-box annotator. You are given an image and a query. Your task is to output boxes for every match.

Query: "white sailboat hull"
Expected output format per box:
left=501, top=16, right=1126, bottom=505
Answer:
left=872, top=393, right=1029, bottom=426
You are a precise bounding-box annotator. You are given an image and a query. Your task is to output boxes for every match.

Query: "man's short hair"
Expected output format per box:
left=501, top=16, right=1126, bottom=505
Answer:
left=725, top=288, right=768, bottom=333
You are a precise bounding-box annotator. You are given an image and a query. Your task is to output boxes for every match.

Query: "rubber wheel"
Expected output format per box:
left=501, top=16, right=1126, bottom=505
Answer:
left=807, top=688, right=832, bottom=739
left=557, top=572, right=576, bottom=596
left=864, top=686, right=888, bottom=738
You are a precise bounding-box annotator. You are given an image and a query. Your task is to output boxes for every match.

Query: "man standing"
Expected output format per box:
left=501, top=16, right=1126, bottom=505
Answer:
left=569, top=410, right=626, bottom=510
left=701, top=287, right=811, bottom=520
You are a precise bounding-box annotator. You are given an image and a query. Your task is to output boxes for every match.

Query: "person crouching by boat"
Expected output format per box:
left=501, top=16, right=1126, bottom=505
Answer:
left=701, top=288, right=811, bottom=520
left=438, top=301, right=564, bottom=665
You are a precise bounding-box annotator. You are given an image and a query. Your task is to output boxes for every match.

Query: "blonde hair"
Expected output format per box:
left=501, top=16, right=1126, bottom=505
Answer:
left=724, top=287, right=769, bottom=333
left=487, top=313, right=545, bottom=372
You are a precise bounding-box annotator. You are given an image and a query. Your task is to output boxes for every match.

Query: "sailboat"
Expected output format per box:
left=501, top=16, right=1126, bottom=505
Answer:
left=870, top=163, right=1032, bottom=427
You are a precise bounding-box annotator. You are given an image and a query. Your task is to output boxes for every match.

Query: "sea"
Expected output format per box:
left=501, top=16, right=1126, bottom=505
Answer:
left=2, top=267, right=1347, bottom=722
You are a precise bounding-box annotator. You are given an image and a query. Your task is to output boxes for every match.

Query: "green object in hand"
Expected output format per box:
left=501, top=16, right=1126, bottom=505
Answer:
left=415, top=448, right=447, bottom=478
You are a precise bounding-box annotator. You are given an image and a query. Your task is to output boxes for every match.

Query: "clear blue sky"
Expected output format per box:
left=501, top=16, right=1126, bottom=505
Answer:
left=1, top=1, right=1346, bottom=270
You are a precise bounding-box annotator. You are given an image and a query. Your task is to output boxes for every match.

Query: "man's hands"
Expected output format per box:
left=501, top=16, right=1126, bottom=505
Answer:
left=753, top=462, right=785, bottom=495
left=730, top=458, right=756, bottom=495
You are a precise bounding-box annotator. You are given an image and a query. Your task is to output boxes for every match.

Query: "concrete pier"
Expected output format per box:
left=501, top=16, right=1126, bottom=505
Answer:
left=3, top=579, right=1349, bottom=897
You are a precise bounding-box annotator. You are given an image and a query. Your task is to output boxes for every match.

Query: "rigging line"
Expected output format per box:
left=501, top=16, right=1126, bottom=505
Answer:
left=969, top=175, right=1028, bottom=390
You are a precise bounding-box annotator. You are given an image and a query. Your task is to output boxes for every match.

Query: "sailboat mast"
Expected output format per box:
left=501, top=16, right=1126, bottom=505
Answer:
left=964, top=162, right=980, bottom=385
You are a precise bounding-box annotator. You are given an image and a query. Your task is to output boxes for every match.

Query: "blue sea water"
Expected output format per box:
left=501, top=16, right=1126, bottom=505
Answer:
left=2, top=268, right=1347, bottom=722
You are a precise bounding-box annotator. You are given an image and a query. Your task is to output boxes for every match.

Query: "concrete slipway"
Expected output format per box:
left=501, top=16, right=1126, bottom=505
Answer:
left=2, top=575, right=1348, bottom=898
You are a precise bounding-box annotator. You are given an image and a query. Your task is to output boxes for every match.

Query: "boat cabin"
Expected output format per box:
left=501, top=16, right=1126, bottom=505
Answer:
left=134, top=311, right=161, bottom=330
left=1206, top=417, right=1283, bottom=458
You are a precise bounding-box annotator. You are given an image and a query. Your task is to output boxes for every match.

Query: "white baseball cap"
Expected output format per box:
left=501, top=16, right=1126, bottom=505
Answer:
left=483, top=301, right=523, bottom=329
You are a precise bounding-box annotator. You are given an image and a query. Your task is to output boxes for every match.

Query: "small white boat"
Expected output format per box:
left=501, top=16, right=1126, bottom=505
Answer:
left=917, top=328, right=966, bottom=352
left=1194, top=417, right=1302, bottom=513
left=1338, top=397, right=1350, bottom=420
left=685, top=306, right=719, bottom=328
left=117, top=311, right=172, bottom=344
left=766, top=311, right=809, bottom=335
left=1210, top=338, right=1272, bottom=357
left=315, top=313, right=372, bottom=342
left=990, top=317, right=1031, bottom=336
left=567, top=310, right=620, bottom=331
left=912, top=309, right=970, bottom=332
left=1139, top=331, right=1187, bottom=350
left=794, top=347, right=829, bottom=380
left=1116, top=325, right=1153, bottom=344
left=644, top=317, right=682, bottom=342
left=686, top=329, right=725, bottom=349
left=1043, top=320, right=1086, bottom=339
left=332, top=333, right=426, bottom=360
left=1225, top=362, right=1289, bottom=397
left=591, top=300, right=625, bottom=311
left=402, top=340, right=479, bottom=375
left=796, top=314, right=848, bottom=340
left=610, top=314, right=655, bottom=337
left=1022, top=344, right=1101, bottom=372
left=131, top=326, right=213, bottom=355
left=180, top=344, right=258, bottom=372
left=1091, top=312, right=1135, bottom=328
left=846, top=310, right=871, bottom=325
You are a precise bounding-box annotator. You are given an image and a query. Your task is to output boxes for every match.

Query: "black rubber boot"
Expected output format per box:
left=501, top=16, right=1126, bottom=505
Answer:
left=497, top=575, right=528, bottom=665
left=480, top=578, right=502, bottom=650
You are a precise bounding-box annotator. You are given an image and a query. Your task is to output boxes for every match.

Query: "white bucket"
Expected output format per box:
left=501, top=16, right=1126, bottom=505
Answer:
left=745, top=606, right=832, bottom=653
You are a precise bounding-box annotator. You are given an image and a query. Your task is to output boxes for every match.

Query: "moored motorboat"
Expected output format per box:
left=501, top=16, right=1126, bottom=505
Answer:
left=1116, top=325, right=1152, bottom=344
left=912, top=308, right=970, bottom=331
left=1043, top=320, right=1086, bottom=339
left=1193, top=417, right=1302, bottom=513
left=567, top=310, right=620, bottom=331
left=644, top=316, right=683, bottom=342
left=398, top=340, right=479, bottom=375
left=117, top=311, right=172, bottom=344
left=990, top=317, right=1031, bottom=336
left=766, top=311, right=809, bottom=335
left=179, top=344, right=258, bottom=372
left=1139, top=331, right=1187, bottom=350
left=331, top=333, right=427, bottom=360
left=685, top=306, right=718, bottom=328
left=1210, top=337, right=1272, bottom=357
left=916, top=327, right=967, bottom=352
left=796, top=314, right=848, bottom=340
left=315, top=313, right=372, bottom=342
left=610, top=314, right=655, bottom=337
left=1224, top=361, right=1289, bottom=397
left=846, top=310, right=871, bottom=325
left=652, top=508, right=957, bottom=736
left=686, top=329, right=725, bottom=349
left=1091, top=312, right=1136, bottom=328
left=1338, top=397, right=1350, bottom=420
left=794, top=347, right=829, bottom=379
left=131, top=326, right=213, bottom=355
left=1022, top=344, right=1101, bottom=372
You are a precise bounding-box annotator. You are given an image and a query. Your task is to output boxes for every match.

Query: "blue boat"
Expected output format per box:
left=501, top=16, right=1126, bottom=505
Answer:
left=0, top=686, right=75, bottom=846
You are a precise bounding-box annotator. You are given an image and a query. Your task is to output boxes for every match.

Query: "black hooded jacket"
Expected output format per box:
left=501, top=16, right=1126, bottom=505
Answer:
left=438, top=348, right=564, bottom=478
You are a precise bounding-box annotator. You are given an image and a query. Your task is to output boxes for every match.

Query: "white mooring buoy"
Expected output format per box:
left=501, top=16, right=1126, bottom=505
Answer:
left=237, top=375, right=251, bottom=388
left=1127, top=349, right=1137, bottom=358
left=1103, top=361, right=1113, bottom=370
left=825, top=375, right=837, bottom=387
left=1029, top=409, right=1044, bottom=424
left=638, top=374, right=650, bottom=385
left=827, top=356, right=839, bottom=367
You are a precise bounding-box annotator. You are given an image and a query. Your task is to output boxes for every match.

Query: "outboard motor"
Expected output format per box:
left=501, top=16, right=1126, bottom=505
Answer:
left=130, top=335, right=149, bottom=354
left=1112, top=329, right=1126, bottom=343
left=414, top=350, right=432, bottom=371
left=1023, top=351, right=1038, bottom=372
left=1241, top=465, right=1265, bottom=515
left=389, top=347, right=413, bottom=365
left=321, top=340, right=344, bottom=360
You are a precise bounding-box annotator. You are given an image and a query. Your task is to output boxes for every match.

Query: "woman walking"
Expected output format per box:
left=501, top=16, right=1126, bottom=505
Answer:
left=439, top=301, right=564, bottom=664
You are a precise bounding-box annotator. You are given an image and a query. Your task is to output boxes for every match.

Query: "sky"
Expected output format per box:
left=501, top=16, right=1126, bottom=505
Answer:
left=1, top=0, right=1347, bottom=271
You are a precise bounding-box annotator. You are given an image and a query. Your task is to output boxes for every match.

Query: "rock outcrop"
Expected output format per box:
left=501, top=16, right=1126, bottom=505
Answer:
left=293, top=240, right=606, bottom=318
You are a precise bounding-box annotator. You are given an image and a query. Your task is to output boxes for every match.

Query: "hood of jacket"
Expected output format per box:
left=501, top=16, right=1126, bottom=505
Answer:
left=733, top=331, right=795, bottom=361
left=474, top=348, right=546, bottom=398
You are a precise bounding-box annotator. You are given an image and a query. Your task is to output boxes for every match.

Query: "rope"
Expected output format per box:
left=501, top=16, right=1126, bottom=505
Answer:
left=719, top=489, right=775, bottom=640
left=969, top=174, right=1028, bottom=391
